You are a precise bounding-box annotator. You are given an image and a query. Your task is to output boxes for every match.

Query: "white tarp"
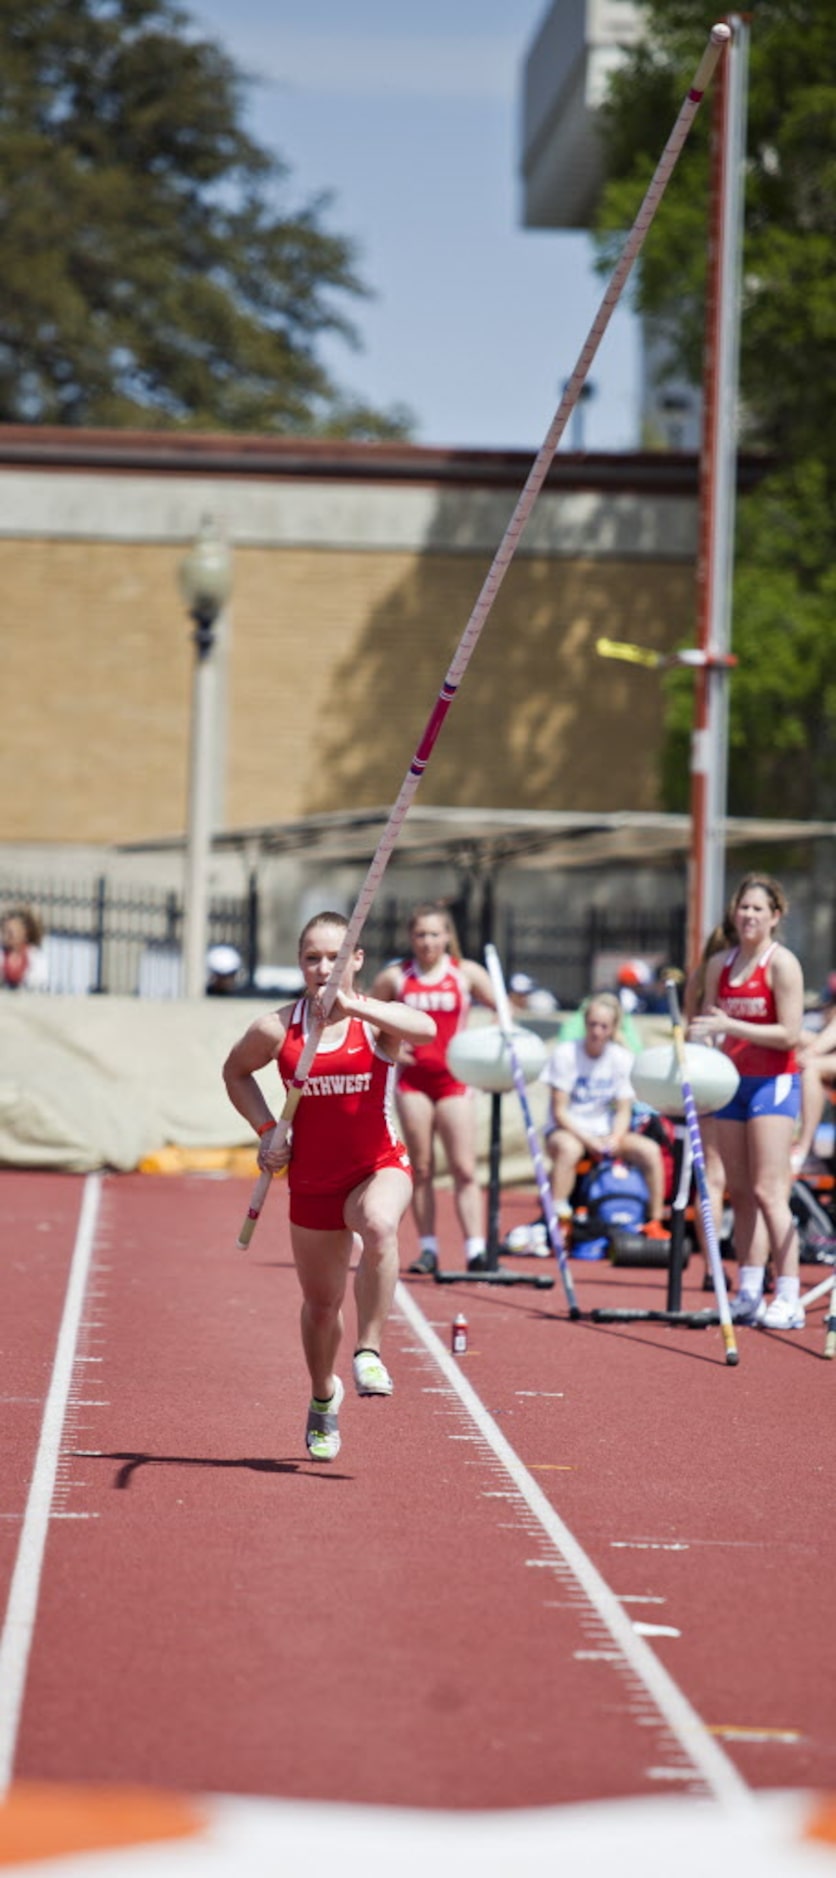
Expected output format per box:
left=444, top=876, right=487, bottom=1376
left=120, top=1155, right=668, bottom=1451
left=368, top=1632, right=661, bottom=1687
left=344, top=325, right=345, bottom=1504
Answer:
left=0, top=996, right=278, bottom=1172
left=0, top=995, right=667, bottom=1178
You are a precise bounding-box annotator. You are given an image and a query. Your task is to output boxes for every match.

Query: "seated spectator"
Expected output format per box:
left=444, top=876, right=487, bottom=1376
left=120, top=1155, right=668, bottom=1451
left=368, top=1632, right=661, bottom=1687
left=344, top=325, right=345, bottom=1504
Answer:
left=509, top=972, right=559, bottom=1016
left=540, top=992, right=667, bottom=1237
left=206, top=944, right=243, bottom=996
left=641, top=963, right=678, bottom=1016
left=615, top=958, right=653, bottom=1014
left=1, top=907, right=49, bottom=991
left=560, top=993, right=643, bottom=1055
left=794, top=997, right=836, bottom=1170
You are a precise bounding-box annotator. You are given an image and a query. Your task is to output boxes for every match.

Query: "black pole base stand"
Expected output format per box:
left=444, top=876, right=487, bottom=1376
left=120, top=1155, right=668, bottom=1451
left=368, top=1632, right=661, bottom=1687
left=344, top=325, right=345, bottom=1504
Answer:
left=589, top=1134, right=715, bottom=1328
left=432, top=1092, right=555, bottom=1293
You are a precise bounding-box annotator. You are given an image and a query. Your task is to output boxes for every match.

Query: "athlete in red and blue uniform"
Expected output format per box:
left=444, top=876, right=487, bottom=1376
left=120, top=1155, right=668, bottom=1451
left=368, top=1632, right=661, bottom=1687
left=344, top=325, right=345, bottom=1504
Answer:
left=372, top=903, right=495, bottom=1275
left=690, top=874, right=805, bottom=1330
left=223, top=912, right=436, bottom=1459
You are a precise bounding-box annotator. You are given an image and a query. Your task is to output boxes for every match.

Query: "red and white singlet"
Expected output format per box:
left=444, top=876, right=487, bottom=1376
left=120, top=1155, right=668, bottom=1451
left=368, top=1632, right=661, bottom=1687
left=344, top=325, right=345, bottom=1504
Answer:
left=716, top=944, right=798, bottom=1077
left=395, top=955, right=471, bottom=1101
left=278, top=1002, right=410, bottom=1197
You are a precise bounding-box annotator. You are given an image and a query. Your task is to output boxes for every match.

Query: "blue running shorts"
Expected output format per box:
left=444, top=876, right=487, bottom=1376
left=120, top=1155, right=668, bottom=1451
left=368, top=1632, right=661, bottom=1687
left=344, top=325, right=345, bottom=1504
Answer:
left=713, top=1071, right=801, bottom=1124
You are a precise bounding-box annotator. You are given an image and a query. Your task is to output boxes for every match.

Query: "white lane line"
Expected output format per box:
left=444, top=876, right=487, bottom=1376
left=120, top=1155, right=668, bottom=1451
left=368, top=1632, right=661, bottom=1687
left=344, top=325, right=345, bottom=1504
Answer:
left=0, top=1171, right=103, bottom=1796
left=395, top=1280, right=754, bottom=1815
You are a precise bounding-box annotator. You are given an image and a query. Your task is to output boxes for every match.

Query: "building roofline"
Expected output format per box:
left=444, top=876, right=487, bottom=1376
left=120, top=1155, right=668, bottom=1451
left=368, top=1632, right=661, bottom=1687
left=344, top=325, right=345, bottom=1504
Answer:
left=0, top=423, right=771, bottom=496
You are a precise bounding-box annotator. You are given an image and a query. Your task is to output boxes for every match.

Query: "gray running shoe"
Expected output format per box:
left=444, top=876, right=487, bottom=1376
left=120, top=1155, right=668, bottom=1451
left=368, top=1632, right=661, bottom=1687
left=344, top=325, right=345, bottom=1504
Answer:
left=305, top=1376, right=345, bottom=1461
left=729, top=1292, right=763, bottom=1325
left=408, top=1247, right=438, bottom=1275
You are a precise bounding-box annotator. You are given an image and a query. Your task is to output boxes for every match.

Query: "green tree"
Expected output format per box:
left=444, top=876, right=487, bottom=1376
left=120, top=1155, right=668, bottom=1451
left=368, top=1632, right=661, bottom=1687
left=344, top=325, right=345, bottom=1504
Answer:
left=594, top=0, right=836, bottom=820
left=0, top=0, right=412, bottom=436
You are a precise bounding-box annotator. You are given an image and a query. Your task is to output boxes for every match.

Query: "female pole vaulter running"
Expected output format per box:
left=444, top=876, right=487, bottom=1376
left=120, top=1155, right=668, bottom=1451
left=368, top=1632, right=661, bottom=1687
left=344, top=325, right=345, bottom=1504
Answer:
left=223, top=911, right=435, bottom=1461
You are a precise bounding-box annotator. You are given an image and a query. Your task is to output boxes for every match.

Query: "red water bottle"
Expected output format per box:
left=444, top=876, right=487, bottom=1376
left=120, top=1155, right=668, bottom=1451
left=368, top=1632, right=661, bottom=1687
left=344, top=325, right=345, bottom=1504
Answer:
left=451, top=1312, right=468, bottom=1354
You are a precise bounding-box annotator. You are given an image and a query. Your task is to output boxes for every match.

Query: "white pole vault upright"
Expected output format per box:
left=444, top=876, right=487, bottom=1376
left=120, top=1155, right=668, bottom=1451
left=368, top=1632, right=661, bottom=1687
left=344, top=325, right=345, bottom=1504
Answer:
left=238, top=23, right=731, bottom=1248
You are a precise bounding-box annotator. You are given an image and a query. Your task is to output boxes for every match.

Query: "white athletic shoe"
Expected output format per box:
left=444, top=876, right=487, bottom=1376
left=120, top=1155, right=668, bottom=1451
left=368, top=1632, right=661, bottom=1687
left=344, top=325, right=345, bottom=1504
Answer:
left=506, top=1221, right=540, bottom=1254
left=352, top=1349, right=394, bottom=1396
left=528, top=1223, right=551, bottom=1256
left=505, top=1218, right=557, bottom=1256
left=757, top=1295, right=806, bottom=1330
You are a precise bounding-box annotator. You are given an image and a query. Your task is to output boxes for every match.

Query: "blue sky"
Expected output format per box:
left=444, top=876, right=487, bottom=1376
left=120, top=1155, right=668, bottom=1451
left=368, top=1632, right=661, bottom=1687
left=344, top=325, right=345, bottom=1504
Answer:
left=183, top=0, right=640, bottom=452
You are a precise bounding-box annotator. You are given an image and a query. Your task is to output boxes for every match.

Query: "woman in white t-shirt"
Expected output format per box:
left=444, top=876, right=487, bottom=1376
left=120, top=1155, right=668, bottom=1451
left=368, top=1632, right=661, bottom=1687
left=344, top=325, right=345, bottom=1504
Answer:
left=540, top=994, right=666, bottom=1235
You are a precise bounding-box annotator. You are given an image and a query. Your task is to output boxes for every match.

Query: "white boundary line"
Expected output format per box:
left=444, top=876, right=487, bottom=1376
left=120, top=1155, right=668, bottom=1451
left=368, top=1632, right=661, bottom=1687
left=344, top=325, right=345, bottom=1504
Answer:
left=0, top=1171, right=103, bottom=1796
left=395, top=1281, right=755, bottom=1815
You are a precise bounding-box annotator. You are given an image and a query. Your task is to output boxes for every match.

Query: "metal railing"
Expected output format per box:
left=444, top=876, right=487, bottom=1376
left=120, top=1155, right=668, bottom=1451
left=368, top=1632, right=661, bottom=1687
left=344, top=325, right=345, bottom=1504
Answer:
left=0, top=875, right=255, bottom=997
left=361, top=896, right=687, bottom=1008
left=1, top=875, right=686, bottom=1003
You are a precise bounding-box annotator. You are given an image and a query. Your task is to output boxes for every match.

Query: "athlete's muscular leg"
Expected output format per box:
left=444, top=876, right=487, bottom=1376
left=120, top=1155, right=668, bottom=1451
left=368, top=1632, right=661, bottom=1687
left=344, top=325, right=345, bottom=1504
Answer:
left=347, top=1167, right=413, bottom=1352
left=434, top=1092, right=483, bottom=1240
left=290, top=1224, right=353, bottom=1401
left=396, top=1087, right=437, bottom=1236
left=715, top=1118, right=761, bottom=1270
left=748, top=1112, right=800, bottom=1279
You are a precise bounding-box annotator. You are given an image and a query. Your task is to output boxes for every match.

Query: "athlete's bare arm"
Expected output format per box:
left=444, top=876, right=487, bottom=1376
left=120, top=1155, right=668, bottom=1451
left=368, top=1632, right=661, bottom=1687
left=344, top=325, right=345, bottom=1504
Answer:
left=322, top=985, right=436, bottom=1061
left=222, top=1005, right=292, bottom=1133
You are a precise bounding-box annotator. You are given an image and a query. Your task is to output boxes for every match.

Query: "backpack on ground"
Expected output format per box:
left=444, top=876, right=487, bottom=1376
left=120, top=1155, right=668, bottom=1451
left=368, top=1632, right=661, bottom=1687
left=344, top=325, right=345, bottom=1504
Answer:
left=572, top=1157, right=650, bottom=1255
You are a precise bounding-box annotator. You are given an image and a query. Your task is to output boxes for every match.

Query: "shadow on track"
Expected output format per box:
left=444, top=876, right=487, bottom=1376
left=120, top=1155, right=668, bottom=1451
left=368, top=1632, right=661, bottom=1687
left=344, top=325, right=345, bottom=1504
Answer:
left=69, top=1450, right=351, bottom=1487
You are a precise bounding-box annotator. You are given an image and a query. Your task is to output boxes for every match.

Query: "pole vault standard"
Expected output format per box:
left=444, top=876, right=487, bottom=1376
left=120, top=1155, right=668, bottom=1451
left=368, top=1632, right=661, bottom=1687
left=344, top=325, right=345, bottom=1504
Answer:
left=483, top=945, right=580, bottom=1317
left=237, top=23, right=731, bottom=1250
left=590, top=1124, right=709, bottom=1330
left=665, top=976, right=739, bottom=1365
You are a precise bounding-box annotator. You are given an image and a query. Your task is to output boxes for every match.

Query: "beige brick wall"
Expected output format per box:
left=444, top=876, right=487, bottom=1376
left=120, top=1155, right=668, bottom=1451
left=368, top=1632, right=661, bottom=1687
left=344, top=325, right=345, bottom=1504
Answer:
left=1, top=540, right=193, bottom=843
left=0, top=434, right=700, bottom=846
left=0, top=537, right=691, bottom=845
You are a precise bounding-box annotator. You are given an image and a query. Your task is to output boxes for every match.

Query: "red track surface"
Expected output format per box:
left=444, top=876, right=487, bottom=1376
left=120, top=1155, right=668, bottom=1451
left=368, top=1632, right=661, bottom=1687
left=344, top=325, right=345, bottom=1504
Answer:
left=1, top=1170, right=834, bottom=1811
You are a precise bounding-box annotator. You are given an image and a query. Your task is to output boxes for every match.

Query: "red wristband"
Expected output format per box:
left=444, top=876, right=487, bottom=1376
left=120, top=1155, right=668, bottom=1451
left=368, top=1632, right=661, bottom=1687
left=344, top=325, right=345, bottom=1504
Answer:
left=256, top=1119, right=276, bottom=1137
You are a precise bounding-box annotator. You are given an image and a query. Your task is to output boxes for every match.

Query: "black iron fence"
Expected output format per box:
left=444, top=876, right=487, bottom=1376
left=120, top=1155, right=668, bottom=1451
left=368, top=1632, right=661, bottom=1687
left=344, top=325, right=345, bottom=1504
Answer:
left=1, top=874, right=686, bottom=1003
left=499, top=903, right=688, bottom=1008
left=357, top=895, right=687, bottom=1008
left=0, top=875, right=256, bottom=997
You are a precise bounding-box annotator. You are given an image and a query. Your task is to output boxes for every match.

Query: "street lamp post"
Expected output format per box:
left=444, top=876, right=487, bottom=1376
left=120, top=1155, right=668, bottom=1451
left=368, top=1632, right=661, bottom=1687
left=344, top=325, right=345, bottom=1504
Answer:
left=563, top=379, right=596, bottom=451
left=178, top=521, right=232, bottom=999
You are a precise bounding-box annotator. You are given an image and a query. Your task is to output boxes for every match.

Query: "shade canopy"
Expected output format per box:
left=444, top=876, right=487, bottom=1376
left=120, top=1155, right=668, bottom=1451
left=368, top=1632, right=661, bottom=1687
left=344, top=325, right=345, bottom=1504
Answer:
left=121, top=805, right=836, bottom=874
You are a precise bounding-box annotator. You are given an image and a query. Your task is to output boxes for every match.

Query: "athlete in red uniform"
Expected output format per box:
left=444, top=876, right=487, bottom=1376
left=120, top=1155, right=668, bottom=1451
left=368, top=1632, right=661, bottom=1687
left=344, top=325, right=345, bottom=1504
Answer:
left=690, top=874, right=805, bottom=1329
left=395, top=952, right=472, bottom=1103
left=223, top=912, right=436, bottom=1459
left=372, top=903, right=495, bottom=1274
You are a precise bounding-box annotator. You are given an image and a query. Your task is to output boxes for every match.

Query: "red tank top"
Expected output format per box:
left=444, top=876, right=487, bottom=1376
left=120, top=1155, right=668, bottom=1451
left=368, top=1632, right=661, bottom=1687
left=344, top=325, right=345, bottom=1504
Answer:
left=2, top=948, right=27, bottom=987
left=716, top=945, right=798, bottom=1076
left=277, top=1003, right=407, bottom=1194
left=395, top=956, right=469, bottom=1074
